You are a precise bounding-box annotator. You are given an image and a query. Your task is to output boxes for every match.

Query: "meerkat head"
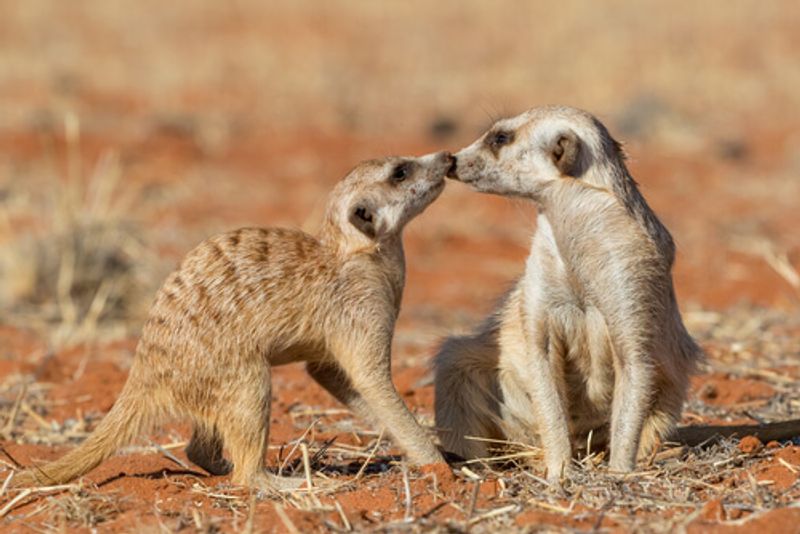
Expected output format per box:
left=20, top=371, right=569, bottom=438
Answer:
left=325, top=151, right=454, bottom=250
left=448, top=106, right=626, bottom=199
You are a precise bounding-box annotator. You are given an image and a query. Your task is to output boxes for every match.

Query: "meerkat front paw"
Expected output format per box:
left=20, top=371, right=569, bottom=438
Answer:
left=544, top=459, right=575, bottom=494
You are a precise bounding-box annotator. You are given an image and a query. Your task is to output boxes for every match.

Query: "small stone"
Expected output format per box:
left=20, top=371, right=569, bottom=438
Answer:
left=738, top=435, right=763, bottom=454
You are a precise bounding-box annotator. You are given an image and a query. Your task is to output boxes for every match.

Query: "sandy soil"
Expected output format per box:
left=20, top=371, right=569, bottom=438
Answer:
left=1, top=2, right=799, bottom=532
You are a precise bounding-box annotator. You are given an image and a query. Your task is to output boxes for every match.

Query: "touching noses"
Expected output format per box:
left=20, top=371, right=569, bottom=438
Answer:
left=440, top=152, right=458, bottom=177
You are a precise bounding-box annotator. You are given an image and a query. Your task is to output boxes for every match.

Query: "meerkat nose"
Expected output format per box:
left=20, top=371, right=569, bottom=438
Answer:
left=444, top=152, right=458, bottom=178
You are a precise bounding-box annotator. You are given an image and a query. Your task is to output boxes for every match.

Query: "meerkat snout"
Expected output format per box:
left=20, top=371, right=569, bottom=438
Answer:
left=426, top=151, right=456, bottom=182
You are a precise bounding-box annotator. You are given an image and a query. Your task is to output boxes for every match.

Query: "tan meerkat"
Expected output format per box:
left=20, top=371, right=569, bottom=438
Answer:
left=15, top=151, right=455, bottom=491
left=434, top=106, right=701, bottom=483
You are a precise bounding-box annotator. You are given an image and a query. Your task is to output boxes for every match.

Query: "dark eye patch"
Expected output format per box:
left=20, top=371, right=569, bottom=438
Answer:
left=390, top=161, right=413, bottom=184
left=484, top=129, right=515, bottom=155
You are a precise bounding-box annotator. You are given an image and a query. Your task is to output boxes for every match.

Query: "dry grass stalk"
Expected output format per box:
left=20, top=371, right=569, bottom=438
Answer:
left=400, top=462, right=412, bottom=521
left=0, top=484, right=77, bottom=518
left=333, top=499, right=352, bottom=531
left=273, top=502, right=300, bottom=534
left=731, top=236, right=800, bottom=295
left=351, top=429, right=385, bottom=483
left=300, top=442, right=314, bottom=491
left=149, top=440, right=189, bottom=470
left=45, top=486, right=122, bottom=529
left=278, top=419, right=318, bottom=477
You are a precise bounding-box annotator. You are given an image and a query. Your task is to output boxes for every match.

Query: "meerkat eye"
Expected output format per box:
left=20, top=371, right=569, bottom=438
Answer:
left=390, top=162, right=411, bottom=183
left=487, top=130, right=514, bottom=150
left=493, top=131, right=512, bottom=146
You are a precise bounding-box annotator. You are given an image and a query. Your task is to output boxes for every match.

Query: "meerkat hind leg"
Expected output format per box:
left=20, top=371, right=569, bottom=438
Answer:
left=215, top=365, right=304, bottom=491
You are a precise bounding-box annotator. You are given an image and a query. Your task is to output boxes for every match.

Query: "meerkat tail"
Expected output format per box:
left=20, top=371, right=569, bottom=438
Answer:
left=434, top=335, right=502, bottom=459
left=672, top=419, right=800, bottom=447
left=14, top=384, right=158, bottom=487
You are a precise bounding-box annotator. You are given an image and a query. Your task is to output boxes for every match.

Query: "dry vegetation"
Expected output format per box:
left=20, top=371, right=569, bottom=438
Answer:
left=0, top=307, right=798, bottom=532
left=1, top=1, right=799, bottom=532
left=0, top=115, right=157, bottom=348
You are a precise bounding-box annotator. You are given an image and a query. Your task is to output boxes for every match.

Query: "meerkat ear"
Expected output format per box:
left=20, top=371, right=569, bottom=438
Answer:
left=349, top=202, right=377, bottom=238
left=550, top=130, right=581, bottom=176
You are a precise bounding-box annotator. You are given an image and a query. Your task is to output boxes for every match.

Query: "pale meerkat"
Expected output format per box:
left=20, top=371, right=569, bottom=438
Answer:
left=15, top=151, right=455, bottom=491
left=434, top=106, right=701, bottom=483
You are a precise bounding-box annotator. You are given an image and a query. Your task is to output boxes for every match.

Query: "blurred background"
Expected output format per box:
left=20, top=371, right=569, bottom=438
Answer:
left=1, top=0, right=799, bottom=346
